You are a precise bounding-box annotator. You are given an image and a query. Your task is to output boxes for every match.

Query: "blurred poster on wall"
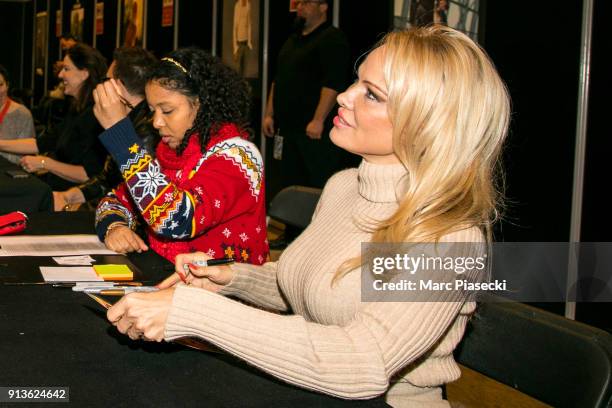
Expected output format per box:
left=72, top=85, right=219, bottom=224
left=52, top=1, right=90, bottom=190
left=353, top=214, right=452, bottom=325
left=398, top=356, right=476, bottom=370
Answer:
left=70, top=3, right=84, bottom=41
left=35, top=12, right=48, bottom=75
left=222, top=0, right=259, bottom=79
left=289, top=0, right=297, bottom=12
left=162, top=0, right=174, bottom=27
left=393, top=0, right=480, bottom=42
left=96, top=3, right=104, bottom=35
left=55, top=10, right=62, bottom=37
left=122, top=0, right=145, bottom=47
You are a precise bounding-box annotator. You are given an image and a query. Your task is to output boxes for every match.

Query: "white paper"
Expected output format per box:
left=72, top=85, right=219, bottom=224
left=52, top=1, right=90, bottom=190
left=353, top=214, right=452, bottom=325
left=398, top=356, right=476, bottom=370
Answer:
left=39, top=266, right=104, bottom=282
left=0, top=235, right=117, bottom=257
left=52, top=255, right=97, bottom=265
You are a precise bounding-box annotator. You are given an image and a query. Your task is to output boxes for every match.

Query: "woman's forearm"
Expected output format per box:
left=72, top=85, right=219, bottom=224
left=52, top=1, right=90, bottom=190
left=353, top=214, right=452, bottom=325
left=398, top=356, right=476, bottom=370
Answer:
left=45, top=157, right=90, bottom=183
left=0, top=138, right=39, bottom=154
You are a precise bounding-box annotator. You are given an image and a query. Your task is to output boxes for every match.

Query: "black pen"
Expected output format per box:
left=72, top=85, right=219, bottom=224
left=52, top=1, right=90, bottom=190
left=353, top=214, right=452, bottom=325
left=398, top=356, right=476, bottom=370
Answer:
left=190, top=258, right=235, bottom=268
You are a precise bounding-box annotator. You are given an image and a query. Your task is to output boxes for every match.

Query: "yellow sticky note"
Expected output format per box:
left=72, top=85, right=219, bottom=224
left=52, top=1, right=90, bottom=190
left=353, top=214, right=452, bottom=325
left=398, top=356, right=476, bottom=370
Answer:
left=93, top=264, right=133, bottom=281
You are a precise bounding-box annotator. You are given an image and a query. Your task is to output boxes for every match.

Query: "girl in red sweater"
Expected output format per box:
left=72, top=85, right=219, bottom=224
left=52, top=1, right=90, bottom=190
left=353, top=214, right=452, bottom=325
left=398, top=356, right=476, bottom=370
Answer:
left=94, top=48, right=268, bottom=265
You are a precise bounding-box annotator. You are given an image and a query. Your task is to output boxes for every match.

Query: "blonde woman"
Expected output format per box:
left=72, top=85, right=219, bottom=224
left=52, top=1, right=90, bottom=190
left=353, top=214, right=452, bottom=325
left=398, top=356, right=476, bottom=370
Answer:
left=107, top=26, right=510, bottom=407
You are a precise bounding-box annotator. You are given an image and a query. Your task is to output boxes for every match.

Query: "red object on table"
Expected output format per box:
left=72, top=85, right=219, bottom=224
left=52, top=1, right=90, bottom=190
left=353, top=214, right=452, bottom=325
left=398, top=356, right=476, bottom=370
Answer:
left=0, top=211, right=27, bottom=235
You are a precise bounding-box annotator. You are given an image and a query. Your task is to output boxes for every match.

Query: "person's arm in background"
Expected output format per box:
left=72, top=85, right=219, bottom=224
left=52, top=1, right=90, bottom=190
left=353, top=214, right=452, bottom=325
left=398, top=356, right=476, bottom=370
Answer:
left=306, top=29, right=351, bottom=140
left=262, top=82, right=275, bottom=137
left=19, top=154, right=88, bottom=182
left=0, top=138, right=38, bottom=154
left=305, top=87, right=339, bottom=140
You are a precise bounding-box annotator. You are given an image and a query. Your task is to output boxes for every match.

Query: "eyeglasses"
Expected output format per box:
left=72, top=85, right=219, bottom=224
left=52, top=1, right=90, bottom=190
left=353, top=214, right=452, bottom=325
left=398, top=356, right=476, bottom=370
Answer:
left=101, top=77, right=134, bottom=110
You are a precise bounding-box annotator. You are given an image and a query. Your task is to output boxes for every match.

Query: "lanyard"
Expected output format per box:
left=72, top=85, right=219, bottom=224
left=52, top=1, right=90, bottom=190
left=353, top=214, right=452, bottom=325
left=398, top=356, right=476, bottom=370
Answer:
left=0, top=98, right=11, bottom=125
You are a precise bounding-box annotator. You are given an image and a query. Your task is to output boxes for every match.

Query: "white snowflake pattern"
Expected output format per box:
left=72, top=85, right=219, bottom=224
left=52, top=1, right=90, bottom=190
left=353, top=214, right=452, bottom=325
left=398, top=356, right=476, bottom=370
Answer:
left=168, top=221, right=179, bottom=230
left=195, top=186, right=204, bottom=196
left=258, top=255, right=264, bottom=264
left=222, top=228, right=231, bottom=238
left=199, top=216, right=206, bottom=224
left=130, top=161, right=168, bottom=202
left=239, top=232, right=249, bottom=242
left=214, top=199, right=221, bottom=208
left=206, top=249, right=216, bottom=257
left=164, top=192, right=173, bottom=202
left=255, top=226, right=261, bottom=234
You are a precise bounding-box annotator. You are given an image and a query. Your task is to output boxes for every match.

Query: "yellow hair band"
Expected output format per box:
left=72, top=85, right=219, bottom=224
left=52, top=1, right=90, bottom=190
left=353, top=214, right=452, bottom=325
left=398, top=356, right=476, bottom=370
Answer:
left=161, top=57, right=188, bottom=74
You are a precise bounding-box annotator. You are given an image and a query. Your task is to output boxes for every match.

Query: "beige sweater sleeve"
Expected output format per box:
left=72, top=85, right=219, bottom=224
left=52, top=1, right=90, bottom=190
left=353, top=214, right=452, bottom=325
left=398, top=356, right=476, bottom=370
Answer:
left=165, top=284, right=467, bottom=399
left=218, top=261, right=290, bottom=312
left=216, top=185, right=327, bottom=312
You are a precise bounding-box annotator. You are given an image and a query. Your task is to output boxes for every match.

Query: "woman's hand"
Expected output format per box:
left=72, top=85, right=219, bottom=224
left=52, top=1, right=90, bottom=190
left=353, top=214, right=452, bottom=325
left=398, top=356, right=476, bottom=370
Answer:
left=107, top=288, right=175, bottom=342
left=93, top=79, right=128, bottom=129
left=19, top=155, right=46, bottom=173
left=105, top=225, right=148, bottom=253
left=157, top=252, right=235, bottom=292
left=262, top=115, right=275, bottom=137
left=53, top=187, right=85, bottom=211
left=52, top=191, right=68, bottom=211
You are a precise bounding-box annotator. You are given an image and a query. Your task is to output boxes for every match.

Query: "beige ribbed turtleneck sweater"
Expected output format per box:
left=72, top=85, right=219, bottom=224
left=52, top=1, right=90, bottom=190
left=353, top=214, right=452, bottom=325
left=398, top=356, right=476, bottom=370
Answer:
left=165, top=160, right=483, bottom=407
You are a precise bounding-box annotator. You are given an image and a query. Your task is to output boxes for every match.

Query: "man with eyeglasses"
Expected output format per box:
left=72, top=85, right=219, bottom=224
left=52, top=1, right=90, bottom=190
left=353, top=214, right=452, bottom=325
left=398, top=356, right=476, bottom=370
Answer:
left=52, top=47, right=158, bottom=211
left=263, top=0, right=350, bottom=194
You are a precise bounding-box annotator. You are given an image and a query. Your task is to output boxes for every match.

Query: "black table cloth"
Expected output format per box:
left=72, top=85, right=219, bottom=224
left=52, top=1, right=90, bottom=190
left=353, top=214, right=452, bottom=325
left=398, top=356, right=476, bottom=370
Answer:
left=0, top=212, right=389, bottom=407
left=0, top=155, right=53, bottom=214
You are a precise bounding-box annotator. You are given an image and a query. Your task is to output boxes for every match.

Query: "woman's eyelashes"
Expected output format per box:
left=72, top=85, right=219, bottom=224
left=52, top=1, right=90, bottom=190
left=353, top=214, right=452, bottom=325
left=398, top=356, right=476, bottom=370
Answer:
left=365, top=88, right=379, bottom=102
left=148, top=106, right=174, bottom=115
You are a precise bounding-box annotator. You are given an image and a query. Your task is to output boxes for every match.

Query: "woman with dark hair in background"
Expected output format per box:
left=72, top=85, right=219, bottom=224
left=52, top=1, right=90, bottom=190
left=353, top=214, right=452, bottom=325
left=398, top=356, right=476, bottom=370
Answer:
left=94, top=48, right=268, bottom=265
left=0, top=64, right=36, bottom=165
left=0, top=43, right=107, bottom=190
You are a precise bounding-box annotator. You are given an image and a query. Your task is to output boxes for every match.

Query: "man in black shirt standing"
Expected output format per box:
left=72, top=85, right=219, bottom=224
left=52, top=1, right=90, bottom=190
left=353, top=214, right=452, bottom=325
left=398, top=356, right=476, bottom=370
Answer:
left=263, top=0, right=350, bottom=190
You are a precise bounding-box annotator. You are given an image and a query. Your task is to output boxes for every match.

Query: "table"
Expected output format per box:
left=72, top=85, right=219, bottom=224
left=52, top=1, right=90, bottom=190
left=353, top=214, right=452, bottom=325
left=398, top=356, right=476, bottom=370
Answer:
left=0, top=212, right=389, bottom=407
left=0, top=155, right=53, bottom=214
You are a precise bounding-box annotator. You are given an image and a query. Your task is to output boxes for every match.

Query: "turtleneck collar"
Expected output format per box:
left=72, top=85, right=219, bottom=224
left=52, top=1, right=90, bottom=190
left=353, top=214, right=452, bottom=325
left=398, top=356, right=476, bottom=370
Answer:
left=357, top=159, right=408, bottom=203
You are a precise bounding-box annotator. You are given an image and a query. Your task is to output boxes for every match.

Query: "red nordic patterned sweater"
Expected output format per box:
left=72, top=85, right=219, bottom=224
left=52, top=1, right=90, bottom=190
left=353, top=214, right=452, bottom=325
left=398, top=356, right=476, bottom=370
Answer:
left=95, top=117, right=269, bottom=265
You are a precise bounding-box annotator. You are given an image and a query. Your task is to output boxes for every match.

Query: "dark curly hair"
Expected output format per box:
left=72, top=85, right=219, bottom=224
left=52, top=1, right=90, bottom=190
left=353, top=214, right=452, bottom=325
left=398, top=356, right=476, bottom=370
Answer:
left=150, top=47, right=251, bottom=155
left=66, top=43, right=107, bottom=112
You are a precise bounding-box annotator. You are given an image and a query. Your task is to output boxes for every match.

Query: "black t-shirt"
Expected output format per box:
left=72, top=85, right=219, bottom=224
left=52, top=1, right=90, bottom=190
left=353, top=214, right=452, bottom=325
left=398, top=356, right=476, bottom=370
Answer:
left=273, top=22, right=350, bottom=132
left=36, top=103, right=106, bottom=190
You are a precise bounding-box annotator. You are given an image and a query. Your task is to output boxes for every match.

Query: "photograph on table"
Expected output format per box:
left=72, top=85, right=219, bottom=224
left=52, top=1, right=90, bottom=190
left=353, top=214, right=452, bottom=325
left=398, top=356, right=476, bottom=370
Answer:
left=393, top=0, right=481, bottom=41
left=70, top=4, right=84, bottom=41
left=122, top=0, right=145, bottom=47
left=221, top=0, right=260, bottom=79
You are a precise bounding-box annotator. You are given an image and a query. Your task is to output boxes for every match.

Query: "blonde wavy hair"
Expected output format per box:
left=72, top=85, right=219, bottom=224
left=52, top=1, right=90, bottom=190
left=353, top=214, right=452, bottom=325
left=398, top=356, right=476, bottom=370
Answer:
left=334, top=25, right=510, bottom=281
